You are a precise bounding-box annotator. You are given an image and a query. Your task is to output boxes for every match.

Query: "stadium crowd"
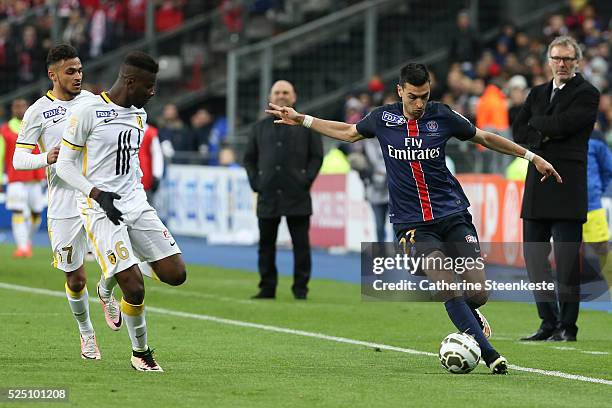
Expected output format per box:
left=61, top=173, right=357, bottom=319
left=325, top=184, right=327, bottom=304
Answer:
left=0, top=0, right=194, bottom=93
left=0, top=0, right=359, bottom=94
left=339, top=5, right=611, bottom=174
left=145, top=3, right=612, bottom=173
left=0, top=2, right=610, bottom=172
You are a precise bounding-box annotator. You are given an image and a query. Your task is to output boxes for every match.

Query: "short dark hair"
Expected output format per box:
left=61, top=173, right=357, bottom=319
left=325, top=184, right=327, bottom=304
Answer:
left=399, top=63, right=430, bottom=86
left=46, top=44, right=79, bottom=67
left=123, top=51, right=159, bottom=74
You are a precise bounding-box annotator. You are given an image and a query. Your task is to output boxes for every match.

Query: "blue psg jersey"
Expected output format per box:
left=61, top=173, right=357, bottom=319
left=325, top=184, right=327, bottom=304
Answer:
left=356, top=101, right=476, bottom=224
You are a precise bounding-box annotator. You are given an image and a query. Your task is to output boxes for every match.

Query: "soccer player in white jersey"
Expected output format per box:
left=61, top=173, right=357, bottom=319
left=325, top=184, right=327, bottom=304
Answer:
left=56, top=51, right=187, bottom=372
left=13, top=44, right=104, bottom=360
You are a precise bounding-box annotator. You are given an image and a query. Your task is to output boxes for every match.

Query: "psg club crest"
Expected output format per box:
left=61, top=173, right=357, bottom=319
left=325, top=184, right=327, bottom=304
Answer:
left=426, top=120, right=438, bottom=132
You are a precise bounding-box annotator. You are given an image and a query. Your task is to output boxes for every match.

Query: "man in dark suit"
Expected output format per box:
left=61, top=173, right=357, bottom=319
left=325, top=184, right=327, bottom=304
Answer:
left=244, top=80, right=323, bottom=300
left=512, top=36, right=600, bottom=342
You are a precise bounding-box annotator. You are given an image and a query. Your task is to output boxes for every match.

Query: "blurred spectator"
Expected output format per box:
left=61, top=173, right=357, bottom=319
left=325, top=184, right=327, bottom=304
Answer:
left=125, top=0, right=146, bottom=41
left=449, top=9, right=481, bottom=65
left=514, top=31, right=530, bottom=61
left=476, top=78, right=510, bottom=173
left=382, top=92, right=398, bottom=105
left=367, top=74, right=385, bottom=105
left=190, top=108, right=213, bottom=161
left=218, top=145, right=239, bottom=168
left=543, top=14, right=568, bottom=43
left=476, top=79, right=509, bottom=132
left=103, top=0, right=127, bottom=50
left=565, top=0, right=588, bottom=33
left=138, top=124, right=164, bottom=204
left=344, top=96, right=364, bottom=124
left=15, top=25, right=41, bottom=84
left=496, top=21, right=517, bottom=54
left=156, top=0, right=184, bottom=32
left=597, top=93, right=610, bottom=133
left=507, top=75, right=528, bottom=125
left=0, top=22, right=16, bottom=93
left=363, top=137, right=389, bottom=243
left=428, top=70, right=444, bottom=101
left=320, top=143, right=350, bottom=174
left=505, top=157, right=528, bottom=181
left=62, top=9, right=87, bottom=55
left=88, top=5, right=106, bottom=58
left=158, top=103, right=193, bottom=155
left=604, top=105, right=612, bottom=145
left=0, top=133, right=4, bottom=191
left=221, top=0, right=243, bottom=34
left=358, top=92, right=373, bottom=115
left=582, top=129, right=612, bottom=296
left=207, top=116, right=227, bottom=165
left=584, top=55, right=608, bottom=92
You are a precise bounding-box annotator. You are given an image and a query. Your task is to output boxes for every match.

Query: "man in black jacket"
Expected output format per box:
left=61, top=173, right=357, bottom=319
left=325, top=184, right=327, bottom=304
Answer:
left=244, top=80, right=323, bottom=300
left=513, top=36, right=600, bottom=342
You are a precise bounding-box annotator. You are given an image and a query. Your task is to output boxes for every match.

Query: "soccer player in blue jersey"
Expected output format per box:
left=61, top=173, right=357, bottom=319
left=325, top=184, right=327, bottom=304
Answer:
left=266, top=63, right=562, bottom=374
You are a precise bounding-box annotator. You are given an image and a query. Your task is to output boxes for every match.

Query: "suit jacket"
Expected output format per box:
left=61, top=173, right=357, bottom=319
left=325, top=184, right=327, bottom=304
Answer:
left=243, top=116, right=323, bottom=218
left=512, top=73, right=600, bottom=221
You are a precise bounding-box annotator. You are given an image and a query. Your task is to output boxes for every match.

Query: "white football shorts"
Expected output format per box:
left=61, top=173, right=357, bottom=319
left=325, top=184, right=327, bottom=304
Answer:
left=80, top=201, right=181, bottom=278
left=6, top=181, right=46, bottom=213
left=48, top=216, right=90, bottom=273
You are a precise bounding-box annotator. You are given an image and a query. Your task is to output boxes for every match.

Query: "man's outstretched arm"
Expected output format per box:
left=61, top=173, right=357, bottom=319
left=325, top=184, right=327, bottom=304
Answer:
left=265, top=103, right=365, bottom=143
left=471, top=128, right=562, bottom=183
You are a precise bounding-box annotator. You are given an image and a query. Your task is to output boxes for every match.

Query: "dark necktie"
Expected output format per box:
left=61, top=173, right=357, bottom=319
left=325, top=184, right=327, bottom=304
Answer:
left=550, top=87, right=559, bottom=103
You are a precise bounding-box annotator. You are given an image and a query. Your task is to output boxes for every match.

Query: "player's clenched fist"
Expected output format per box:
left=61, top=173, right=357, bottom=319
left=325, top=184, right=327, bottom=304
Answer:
left=46, top=146, right=60, bottom=164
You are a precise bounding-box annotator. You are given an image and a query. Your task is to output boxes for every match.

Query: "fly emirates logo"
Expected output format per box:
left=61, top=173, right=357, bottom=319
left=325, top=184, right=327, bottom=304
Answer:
left=386, top=137, right=440, bottom=161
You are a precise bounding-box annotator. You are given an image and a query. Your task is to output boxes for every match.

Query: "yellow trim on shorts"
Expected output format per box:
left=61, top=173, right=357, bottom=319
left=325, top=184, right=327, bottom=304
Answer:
left=65, top=282, right=86, bottom=299
left=120, top=298, right=144, bottom=316
left=16, top=143, right=36, bottom=150
left=62, top=138, right=83, bottom=151
left=83, top=212, right=108, bottom=277
left=12, top=214, right=25, bottom=224
left=48, top=224, right=58, bottom=268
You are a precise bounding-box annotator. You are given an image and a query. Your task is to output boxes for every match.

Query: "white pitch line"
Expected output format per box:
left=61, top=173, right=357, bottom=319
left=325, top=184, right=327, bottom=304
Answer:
left=147, top=286, right=258, bottom=305
left=1, top=282, right=611, bottom=386
left=581, top=351, right=609, bottom=355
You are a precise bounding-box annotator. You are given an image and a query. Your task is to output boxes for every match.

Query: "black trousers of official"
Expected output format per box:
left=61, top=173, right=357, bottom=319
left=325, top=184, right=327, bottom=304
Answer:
left=257, top=215, right=311, bottom=296
left=523, top=219, right=582, bottom=336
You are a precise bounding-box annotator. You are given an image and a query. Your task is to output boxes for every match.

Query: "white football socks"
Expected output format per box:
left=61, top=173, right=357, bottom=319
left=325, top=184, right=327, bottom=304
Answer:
left=29, top=213, right=42, bottom=242
left=65, top=283, right=94, bottom=335
left=12, top=213, right=29, bottom=250
left=121, top=298, right=147, bottom=352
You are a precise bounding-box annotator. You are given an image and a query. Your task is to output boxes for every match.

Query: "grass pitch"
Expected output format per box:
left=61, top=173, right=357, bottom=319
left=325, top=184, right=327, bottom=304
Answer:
left=0, top=244, right=611, bottom=407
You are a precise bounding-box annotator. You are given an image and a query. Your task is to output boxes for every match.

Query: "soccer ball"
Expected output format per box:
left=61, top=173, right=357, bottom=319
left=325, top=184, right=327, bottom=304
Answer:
left=438, top=332, right=481, bottom=374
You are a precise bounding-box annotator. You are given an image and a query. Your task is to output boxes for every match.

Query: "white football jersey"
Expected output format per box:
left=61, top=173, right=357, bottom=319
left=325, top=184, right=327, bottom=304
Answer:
left=62, top=91, right=147, bottom=213
left=17, top=90, right=94, bottom=219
